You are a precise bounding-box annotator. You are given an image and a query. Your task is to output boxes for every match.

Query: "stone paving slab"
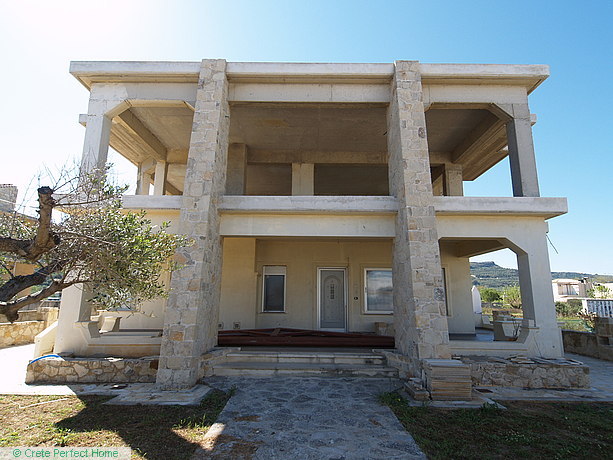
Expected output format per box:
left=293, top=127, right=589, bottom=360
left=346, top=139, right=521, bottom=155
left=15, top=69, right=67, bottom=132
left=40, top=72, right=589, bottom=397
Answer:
left=193, top=376, right=425, bottom=460
left=105, top=384, right=212, bottom=405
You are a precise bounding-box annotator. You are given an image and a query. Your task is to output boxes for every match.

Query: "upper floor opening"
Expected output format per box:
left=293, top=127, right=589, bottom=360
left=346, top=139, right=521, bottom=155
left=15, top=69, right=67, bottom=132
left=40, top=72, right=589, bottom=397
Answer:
left=227, top=102, right=389, bottom=196
left=72, top=61, right=550, bottom=201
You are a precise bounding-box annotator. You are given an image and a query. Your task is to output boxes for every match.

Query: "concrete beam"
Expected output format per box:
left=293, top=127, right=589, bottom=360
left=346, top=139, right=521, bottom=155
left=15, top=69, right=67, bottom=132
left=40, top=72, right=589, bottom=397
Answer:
left=424, top=85, right=529, bottom=107
left=121, top=195, right=182, bottom=209
left=229, top=83, right=390, bottom=103
left=433, top=196, right=567, bottom=219
left=117, top=110, right=167, bottom=162
left=219, top=195, right=399, bottom=214
left=248, top=149, right=387, bottom=164
left=451, top=116, right=507, bottom=164
left=220, top=213, right=396, bottom=238
left=71, top=61, right=548, bottom=92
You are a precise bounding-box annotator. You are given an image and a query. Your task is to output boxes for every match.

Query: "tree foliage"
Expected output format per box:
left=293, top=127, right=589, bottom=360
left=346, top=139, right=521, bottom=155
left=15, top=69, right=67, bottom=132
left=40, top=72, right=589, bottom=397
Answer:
left=0, top=169, right=188, bottom=321
left=588, top=284, right=612, bottom=299
left=555, top=300, right=583, bottom=317
left=479, top=287, right=502, bottom=303
left=501, top=285, right=522, bottom=309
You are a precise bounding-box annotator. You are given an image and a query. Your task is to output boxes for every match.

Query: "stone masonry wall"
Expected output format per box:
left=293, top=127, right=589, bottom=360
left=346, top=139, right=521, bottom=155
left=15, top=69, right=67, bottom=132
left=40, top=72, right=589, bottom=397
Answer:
left=387, top=61, right=451, bottom=376
left=562, top=330, right=613, bottom=361
left=0, top=320, right=47, bottom=347
left=26, top=356, right=158, bottom=384
left=461, top=356, right=590, bottom=389
left=156, top=59, right=231, bottom=389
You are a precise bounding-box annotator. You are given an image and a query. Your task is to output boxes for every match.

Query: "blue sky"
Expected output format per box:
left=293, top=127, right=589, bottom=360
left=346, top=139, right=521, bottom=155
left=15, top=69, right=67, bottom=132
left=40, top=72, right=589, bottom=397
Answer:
left=0, top=0, right=611, bottom=274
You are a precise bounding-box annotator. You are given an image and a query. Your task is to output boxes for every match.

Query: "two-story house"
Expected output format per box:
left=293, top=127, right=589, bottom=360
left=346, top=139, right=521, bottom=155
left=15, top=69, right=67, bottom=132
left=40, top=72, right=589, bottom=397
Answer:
left=51, top=60, right=567, bottom=394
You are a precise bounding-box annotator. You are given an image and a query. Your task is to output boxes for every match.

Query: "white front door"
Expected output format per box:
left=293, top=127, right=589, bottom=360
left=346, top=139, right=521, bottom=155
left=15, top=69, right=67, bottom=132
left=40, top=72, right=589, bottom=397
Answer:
left=318, top=268, right=346, bottom=330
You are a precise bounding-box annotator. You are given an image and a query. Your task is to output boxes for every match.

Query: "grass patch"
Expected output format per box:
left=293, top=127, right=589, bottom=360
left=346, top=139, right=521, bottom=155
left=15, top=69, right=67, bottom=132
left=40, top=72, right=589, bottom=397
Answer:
left=380, top=392, right=613, bottom=459
left=0, top=390, right=231, bottom=460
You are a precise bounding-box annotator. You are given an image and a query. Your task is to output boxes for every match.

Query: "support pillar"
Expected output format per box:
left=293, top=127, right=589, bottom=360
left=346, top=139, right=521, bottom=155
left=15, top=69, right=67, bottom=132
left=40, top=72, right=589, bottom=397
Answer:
left=443, top=164, right=464, bottom=196
left=153, top=160, right=167, bottom=195
left=506, top=103, right=540, bottom=197
left=156, top=59, right=230, bottom=390
left=79, top=111, right=112, bottom=177
left=516, top=226, right=563, bottom=357
left=387, top=61, right=451, bottom=377
left=136, top=160, right=153, bottom=195
left=226, top=143, right=248, bottom=194
left=291, top=163, right=314, bottom=195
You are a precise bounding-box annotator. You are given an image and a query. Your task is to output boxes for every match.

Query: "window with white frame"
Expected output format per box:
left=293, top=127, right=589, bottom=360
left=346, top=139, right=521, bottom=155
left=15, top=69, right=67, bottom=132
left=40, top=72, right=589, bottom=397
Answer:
left=262, top=266, right=286, bottom=312
left=364, top=268, right=393, bottom=313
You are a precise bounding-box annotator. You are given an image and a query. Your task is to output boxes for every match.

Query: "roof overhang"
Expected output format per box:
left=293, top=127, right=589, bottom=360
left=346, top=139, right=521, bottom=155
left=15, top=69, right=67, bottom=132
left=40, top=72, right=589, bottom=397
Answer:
left=70, top=61, right=549, bottom=92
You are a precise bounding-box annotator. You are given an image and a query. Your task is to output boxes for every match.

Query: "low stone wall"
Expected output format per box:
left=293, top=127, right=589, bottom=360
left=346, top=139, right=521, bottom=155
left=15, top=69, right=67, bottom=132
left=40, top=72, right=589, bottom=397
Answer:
left=0, top=320, right=48, bottom=347
left=25, top=356, right=159, bottom=384
left=0, top=303, right=59, bottom=324
left=461, top=356, right=590, bottom=389
left=562, top=330, right=613, bottom=361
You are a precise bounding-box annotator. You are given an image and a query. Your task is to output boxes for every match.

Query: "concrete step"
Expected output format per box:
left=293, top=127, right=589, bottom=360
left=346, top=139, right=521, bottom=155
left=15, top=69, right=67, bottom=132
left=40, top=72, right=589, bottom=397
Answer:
left=225, top=351, right=386, bottom=366
left=210, top=361, right=398, bottom=378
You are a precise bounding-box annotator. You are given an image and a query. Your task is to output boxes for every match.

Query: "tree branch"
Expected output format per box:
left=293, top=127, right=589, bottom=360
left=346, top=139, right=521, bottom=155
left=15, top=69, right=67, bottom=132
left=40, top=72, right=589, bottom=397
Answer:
left=0, top=260, right=66, bottom=303
left=0, top=238, right=30, bottom=258
left=25, top=187, right=60, bottom=261
left=0, top=281, right=72, bottom=322
left=0, top=187, right=60, bottom=262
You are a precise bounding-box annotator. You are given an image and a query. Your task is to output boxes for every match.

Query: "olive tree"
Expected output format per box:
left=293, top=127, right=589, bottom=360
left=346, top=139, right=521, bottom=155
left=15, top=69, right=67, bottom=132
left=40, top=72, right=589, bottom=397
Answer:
left=0, top=170, right=188, bottom=322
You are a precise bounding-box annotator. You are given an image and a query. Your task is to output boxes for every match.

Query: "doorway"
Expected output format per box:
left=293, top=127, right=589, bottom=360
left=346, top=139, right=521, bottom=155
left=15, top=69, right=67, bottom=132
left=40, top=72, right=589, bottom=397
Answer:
left=318, top=268, right=347, bottom=331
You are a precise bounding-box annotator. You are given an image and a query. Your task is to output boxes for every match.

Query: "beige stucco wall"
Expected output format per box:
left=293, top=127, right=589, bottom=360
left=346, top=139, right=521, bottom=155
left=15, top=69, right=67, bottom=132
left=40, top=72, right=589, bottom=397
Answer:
left=440, top=247, right=475, bottom=334
left=219, top=238, right=397, bottom=333
left=201, top=235, right=480, bottom=336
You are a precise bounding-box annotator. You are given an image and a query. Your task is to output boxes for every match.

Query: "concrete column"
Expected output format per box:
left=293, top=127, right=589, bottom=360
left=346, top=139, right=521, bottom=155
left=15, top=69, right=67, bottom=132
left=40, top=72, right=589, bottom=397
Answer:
left=387, top=61, right=451, bottom=377
left=291, top=163, right=314, bottom=195
left=136, top=160, right=152, bottom=195
left=153, top=160, right=167, bottom=195
left=506, top=103, right=540, bottom=197
left=443, top=164, right=464, bottom=196
left=226, top=143, right=248, bottom=195
left=79, top=112, right=112, bottom=177
left=516, top=227, right=563, bottom=358
left=156, top=59, right=230, bottom=390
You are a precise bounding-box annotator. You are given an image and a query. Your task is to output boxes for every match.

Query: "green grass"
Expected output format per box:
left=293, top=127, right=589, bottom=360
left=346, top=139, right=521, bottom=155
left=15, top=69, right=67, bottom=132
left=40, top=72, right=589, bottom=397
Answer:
left=0, top=390, right=231, bottom=460
left=380, top=392, right=613, bottom=460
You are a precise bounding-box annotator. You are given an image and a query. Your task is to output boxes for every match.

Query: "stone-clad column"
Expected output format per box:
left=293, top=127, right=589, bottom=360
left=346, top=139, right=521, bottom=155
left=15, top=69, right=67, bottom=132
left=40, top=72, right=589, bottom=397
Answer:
left=156, top=59, right=230, bottom=390
left=387, top=61, right=451, bottom=376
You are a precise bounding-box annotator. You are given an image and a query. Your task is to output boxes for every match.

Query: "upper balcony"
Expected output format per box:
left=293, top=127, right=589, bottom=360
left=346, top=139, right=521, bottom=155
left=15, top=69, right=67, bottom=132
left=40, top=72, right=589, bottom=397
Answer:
left=72, top=61, right=557, bottom=216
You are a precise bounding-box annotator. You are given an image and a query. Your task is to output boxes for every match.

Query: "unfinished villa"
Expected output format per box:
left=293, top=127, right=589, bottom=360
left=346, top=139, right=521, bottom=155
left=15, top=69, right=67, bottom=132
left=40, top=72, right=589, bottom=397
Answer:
left=28, top=60, right=588, bottom=399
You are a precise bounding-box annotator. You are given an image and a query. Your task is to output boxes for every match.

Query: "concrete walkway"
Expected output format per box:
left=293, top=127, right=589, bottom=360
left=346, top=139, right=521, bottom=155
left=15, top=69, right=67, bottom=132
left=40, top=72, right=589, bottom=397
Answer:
left=195, top=376, right=425, bottom=460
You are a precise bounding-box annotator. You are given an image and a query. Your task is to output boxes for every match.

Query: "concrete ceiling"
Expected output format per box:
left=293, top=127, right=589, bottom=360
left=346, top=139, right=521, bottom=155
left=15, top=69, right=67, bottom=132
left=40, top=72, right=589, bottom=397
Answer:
left=426, top=109, right=493, bottom=152
left=229, top=103, right=388, bottom=153
left=107, top=102, right=509, bottom=186
left=129, top=106, right=193, bottom=150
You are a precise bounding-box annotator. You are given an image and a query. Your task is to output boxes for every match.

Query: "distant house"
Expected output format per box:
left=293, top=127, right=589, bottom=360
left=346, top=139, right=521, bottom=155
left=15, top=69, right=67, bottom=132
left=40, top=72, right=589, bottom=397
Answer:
left=552, top=278, right=591, bottom=302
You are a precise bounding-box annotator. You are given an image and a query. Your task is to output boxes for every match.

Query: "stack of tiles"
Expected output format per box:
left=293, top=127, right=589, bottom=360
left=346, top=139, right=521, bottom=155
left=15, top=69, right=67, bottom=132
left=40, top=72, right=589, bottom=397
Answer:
left=423, top=359, right=472, bottom=401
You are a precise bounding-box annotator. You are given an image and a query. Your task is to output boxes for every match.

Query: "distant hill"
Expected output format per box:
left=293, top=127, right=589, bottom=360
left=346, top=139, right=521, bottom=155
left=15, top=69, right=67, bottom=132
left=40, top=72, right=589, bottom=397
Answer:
left=470, top=261, right=613, bottom=290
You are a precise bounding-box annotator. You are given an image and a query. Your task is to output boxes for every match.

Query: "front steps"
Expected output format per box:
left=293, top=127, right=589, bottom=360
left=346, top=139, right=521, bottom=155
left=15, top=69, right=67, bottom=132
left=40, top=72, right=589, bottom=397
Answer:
left=206, top=350, right=399, bottom=378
